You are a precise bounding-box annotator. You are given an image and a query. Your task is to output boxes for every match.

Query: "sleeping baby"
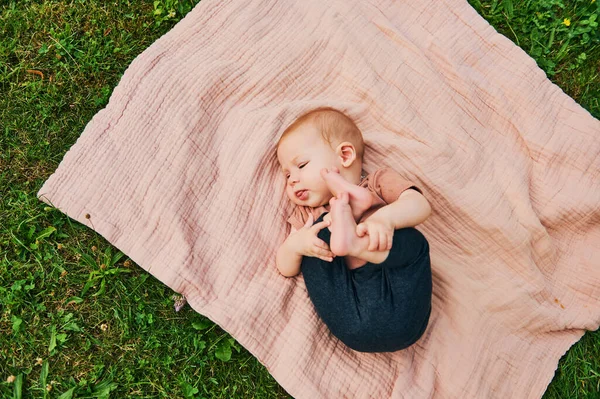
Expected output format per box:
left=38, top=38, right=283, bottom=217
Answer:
left=275, top=107, right=433, bottom=352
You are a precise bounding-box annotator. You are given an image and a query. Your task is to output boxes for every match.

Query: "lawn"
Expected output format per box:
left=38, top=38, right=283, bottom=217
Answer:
left=1, top=0, right=599, bottom=398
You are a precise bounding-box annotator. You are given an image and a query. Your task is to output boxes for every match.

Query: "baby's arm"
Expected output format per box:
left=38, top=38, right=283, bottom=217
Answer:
left=366, top=189, right=431, bottom=229
left=352, top=189, right=430, bottom=254
left=276, top=226, right=303, bottom=278
left=276, top=218, right=334, bottom=277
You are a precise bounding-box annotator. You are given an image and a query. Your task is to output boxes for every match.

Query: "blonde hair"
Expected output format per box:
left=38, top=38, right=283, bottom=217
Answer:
left=277, top=107, right=364, bottom=159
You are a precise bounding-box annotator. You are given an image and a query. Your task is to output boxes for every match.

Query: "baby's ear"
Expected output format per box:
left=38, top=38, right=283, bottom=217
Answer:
left=336, top=142, right=357, bottom=167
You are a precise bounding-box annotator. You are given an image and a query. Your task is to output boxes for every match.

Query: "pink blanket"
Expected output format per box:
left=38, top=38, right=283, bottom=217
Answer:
left=38, top=0, right=600, bottom=397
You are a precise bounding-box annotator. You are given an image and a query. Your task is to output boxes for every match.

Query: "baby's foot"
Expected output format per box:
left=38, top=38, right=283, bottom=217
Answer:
left=321, top=167, right=373, bottom=221
left=328, top=192, right=361, bottom=257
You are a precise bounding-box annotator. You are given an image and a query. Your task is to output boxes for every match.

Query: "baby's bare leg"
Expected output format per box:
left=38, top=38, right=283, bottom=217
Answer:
left=327, top=192, right=390, bottom=270
left=321, top=168, right=375, bottom=222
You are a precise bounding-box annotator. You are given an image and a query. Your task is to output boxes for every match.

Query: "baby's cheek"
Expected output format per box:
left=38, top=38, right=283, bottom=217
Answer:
left=285, top=188, right=295, bottom=202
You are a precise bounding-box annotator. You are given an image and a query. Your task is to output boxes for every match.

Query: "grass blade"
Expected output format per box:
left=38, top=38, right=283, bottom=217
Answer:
left=48, top=326, right=57, bottom=354
left=57, top=388, right=75, bottom=399
left=546, top=27, right=556, bottom=53
left=12, top=374, right=23, bottom=399
left=110, top=251, right=125, bottom=267
left=40, top=360, right=49, bottom=398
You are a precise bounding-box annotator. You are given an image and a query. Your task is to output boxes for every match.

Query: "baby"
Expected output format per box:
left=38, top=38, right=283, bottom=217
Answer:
left=276, top=107, right=433, bottom=353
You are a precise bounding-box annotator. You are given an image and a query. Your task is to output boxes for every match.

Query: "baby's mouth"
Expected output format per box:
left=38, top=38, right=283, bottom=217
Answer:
left=295, top=190, right=308, bottom=200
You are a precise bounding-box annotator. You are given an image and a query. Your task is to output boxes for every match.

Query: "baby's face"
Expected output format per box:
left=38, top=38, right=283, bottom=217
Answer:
left=277, top=123, right=340, bottom=207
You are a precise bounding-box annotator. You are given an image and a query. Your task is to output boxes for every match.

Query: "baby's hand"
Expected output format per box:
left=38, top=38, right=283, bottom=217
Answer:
left=289, top=214, right=335, bottom=262
left=356, top=216, right=395, bottom=251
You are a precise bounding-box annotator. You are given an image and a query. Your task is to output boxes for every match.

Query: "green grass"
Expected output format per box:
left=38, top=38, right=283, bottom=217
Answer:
left=0, top=0, right=598, bottom=398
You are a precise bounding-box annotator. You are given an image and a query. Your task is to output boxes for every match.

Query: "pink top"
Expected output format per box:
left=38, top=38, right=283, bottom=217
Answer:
left=286, top=167, right=422, bottom=231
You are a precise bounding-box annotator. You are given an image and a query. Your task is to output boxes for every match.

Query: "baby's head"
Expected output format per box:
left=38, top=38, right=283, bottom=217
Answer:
left=276, top=107, right=364, bottom=207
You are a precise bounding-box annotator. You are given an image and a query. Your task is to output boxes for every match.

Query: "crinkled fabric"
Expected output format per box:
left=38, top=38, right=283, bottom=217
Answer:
left=38, top=0, right=600, bottom=397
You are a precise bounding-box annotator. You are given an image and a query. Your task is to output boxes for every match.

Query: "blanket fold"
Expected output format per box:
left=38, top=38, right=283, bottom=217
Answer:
left=38, top=0, right=600, bottom=397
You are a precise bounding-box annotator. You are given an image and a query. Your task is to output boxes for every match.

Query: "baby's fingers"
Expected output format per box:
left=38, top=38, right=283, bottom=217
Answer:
left=378, top=230, right=388, bottom=251
left=368, top=228, right=381, bottom=251
left=356, top=223, right=368, bottom=237
left=368, top=235, right=379, bottom=251
left=311, top=245, right=335, bottom=262
left=376, top=230, right=393, bottom=251
left=303, top=213, right=314, bottom=228
left=386, top=232, right=393, bottom=250
left=314, top=239, right=330, bottom=251
left=312, top=219, right=331, bottom=232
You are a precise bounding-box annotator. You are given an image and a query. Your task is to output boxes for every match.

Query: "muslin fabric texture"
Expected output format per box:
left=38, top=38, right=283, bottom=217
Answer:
left=38, top=0, right=600, bottom=397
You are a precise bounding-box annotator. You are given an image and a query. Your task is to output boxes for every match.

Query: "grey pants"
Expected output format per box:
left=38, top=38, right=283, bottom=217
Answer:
left=301, top=212, right=432, bottom=352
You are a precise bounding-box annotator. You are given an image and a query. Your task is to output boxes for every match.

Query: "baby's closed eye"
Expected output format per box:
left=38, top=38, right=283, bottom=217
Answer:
left=285, top=162, right=308, bottom=178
